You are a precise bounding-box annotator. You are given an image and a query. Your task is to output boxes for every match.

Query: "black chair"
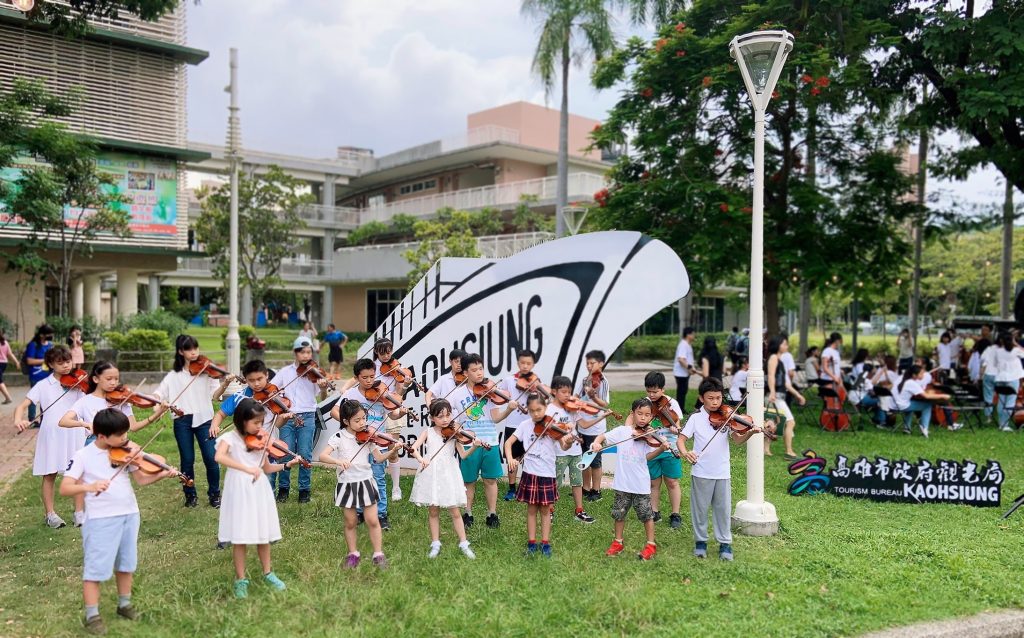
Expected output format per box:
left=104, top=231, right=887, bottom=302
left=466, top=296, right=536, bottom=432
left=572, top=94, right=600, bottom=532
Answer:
left=933, top=383, right=983, bottom=432
left=993, top=384, right=1023, bottom=430
left=871, top=386, right=903, bottom=430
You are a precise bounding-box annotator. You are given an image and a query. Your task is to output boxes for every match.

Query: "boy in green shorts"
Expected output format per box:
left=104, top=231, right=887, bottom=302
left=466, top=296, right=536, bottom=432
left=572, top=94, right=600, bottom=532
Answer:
left=626, top=372, right=685, bottom=529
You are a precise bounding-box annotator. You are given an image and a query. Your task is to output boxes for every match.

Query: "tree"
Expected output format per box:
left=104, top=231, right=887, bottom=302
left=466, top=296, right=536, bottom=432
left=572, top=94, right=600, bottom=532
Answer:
left=20, top=0, right=179, bottom=36
left=194, top=167, right=312, bottom=320
left=521, top=0, right=615, bottom=238
left=0, top=79, right=132, bottom=316
left=590, top=1, right=918, bottom=336
left=402, top=208, right=505, bottom=289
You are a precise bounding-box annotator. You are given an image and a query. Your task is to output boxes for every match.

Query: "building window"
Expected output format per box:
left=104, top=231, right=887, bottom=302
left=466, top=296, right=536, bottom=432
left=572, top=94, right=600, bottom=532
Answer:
left=398, top=179, right=437, bottom=195
left=367, top=194, right=385, bottom=208
left=693, top=296, right=724, bottom=333
left=45, top=286, right=61, bottom=318
left=366, top=288, right=404, bottom=330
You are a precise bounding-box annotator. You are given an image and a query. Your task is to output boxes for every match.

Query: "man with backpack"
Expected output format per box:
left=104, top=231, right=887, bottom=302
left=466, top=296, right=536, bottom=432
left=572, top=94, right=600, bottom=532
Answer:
left=733, top=328, right=750, bottom=372
left=725, top=327, right=740, bottom=369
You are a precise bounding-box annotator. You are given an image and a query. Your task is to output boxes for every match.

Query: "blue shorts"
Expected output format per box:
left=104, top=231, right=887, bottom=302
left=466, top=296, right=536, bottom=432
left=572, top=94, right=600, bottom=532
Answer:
left=460, top=445, right=503, bottom=482
left=648, top=450, right=683, bottom=480
left=82, top=513, right=140, bottom=581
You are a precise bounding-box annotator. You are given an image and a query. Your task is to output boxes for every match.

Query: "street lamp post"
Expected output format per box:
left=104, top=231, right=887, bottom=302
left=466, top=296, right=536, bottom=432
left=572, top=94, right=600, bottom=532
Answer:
left=225, top=49, right=242, bottom=374
left=729, top=29, right=794, bottom=536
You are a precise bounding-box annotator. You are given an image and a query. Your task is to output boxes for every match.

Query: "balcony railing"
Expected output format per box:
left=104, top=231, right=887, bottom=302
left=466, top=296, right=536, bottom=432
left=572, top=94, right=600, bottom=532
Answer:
left=175, top=257, right=334, bottom=281
left=297, top=203, right=361, bottom=227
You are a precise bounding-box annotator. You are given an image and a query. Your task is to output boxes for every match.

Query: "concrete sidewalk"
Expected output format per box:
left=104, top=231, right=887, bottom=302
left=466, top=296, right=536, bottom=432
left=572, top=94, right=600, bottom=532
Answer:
left=861, top=610, right=1024, bottom=637
left=0, top=385, right=35, bottom=495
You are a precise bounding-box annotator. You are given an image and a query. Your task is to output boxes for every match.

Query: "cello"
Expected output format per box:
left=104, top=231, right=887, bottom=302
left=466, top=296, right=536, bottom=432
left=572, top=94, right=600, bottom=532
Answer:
left=819, top=359, right=850, bottom=432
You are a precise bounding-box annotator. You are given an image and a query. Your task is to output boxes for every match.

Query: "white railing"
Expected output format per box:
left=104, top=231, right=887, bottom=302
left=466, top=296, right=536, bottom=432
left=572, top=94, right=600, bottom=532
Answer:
left=374, top=125, right=521, bottom=171
left=297, top=203, right=361, bottom=227
left=335, top=232, right=553, bottom=259
left=176, top=257, right=333, bottom=281
left=360, top=173, right=605, bottom=224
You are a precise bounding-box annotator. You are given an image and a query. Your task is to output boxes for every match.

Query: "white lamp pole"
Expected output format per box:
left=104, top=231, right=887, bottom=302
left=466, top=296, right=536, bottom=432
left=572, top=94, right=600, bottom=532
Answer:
left=225, top=48, right=242, bottom=374
left=729, top=30, right=794, bottom=536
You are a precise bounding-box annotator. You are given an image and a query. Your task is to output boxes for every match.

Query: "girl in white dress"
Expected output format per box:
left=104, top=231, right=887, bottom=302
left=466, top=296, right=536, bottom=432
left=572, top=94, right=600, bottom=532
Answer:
left=409, top=398, right=479, bottom=559
left=214, top=399, right=298, bottom=599
left=14, top=346, right=86, bottom=529
left=59, top=361, right=166, bottom=441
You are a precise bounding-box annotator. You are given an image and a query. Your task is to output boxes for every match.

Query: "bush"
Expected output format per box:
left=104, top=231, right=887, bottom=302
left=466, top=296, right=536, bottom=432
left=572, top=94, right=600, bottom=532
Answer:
left=220, top=325, right=257, bottom=349
left=45, top=315, right=106, bottom=344
left=111, top=310, right=188, bottom=341
left=623, top=334, right=679, bottom=360
left=103, top=329, right=172, bottom=371
left=0, top=312, right=16, bottom=340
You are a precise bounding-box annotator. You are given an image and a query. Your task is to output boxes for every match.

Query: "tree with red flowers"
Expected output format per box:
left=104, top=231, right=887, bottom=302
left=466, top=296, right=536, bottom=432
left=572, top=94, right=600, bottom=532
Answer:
left=592, top=0, right=918, bottom=337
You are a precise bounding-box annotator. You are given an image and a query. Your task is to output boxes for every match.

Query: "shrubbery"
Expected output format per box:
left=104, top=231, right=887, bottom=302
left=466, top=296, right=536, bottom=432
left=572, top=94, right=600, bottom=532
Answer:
left=103, top=329, right=172, bottom=371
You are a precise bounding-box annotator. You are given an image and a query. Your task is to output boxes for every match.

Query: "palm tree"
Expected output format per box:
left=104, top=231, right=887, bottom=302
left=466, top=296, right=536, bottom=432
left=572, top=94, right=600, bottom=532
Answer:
left=521, top=0, right=614, bottom=238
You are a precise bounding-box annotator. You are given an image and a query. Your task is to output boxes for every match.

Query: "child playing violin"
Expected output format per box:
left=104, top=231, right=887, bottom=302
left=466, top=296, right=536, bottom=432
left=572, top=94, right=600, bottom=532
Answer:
left=59, top=361, right=168, bottom=445
left=155, top=335, right=232, bottom=509
left=504, top=393, right=576, bottom=557
left=500, top=349, right=548, bottom=501
left=424, top=348, right=467, bottom=406
left=550, top=375, right=608, bottom=524
left=59, top=408, right=177, bottom=635
left=338, top=358, right=411, bottom=531
left=576, top=349, right=610, bottom=502
left=319, top=398, right=400, bottom=569
left=629, top=372, right=685, bottom=529
left=592, top=397, right=670, bottom=560
left=214, top=399, right=299, bottom=598
left=15, top=345, right=87, bottom=529
left=211, top=360, right=294, bottom=436
left=408, top=398, right=477, bottom=559
left=677, top=378, right=768, bottom=561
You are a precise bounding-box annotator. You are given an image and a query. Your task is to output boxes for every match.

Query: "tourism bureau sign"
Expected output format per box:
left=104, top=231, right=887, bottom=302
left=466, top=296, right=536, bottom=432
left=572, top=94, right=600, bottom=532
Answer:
left=787, top=450, right=1004, bottom=507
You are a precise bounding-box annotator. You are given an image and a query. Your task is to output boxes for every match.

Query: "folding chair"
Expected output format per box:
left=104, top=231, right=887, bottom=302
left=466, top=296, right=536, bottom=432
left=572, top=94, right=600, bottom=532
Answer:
left=993, top=384, right=1024, bottom=430
left=934, top=383, right=984, bottom=432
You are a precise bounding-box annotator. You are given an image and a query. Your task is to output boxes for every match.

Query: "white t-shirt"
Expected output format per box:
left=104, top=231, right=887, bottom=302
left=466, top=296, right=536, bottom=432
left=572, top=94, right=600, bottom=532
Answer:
left=512, top=420, right=558, bottom=478
left=548, top=402, right=582, bottom=456
left=937, top=343, right=952, bottom=369
left=374, top=359, right=398, bottom=393
left=65, top=443, right=139, bottom=521
left=574, top=375, right=610, bottom=436
left=681, top=408, right=730, bottom=480
left=968, top=352, right=981, bottom=382
left=604, top=425, right=653, bottom=495
left=427, top=372, right=458, bottom=403
left=993, top=346, right=1024, bottom=382
left=895, top=378, right=925, bottom=411
left=448, top=385, right=499, bottom=445
left=980, top=345, right=998, bottom=377
left=949, top=336, right=964, bottom=363
left=499, top=376, right=532, bottom=430
left=325, top=429, right=373, bottom=483
left=341, top=386, right=388, bottom=434
left=270, top=364, right=319, bottom=413
left=780, top=352, right=796, bottom=375
left=155, top=368, right=219, bottom=426
left=821, top=347, right=842, bottom=381
left=28, top=375, right=83, bottom=430
left=71, top=394, right=134, bottom=430
left=729, top=370, right=748, bottom=402
left=673, top=339, right=695, bottom=377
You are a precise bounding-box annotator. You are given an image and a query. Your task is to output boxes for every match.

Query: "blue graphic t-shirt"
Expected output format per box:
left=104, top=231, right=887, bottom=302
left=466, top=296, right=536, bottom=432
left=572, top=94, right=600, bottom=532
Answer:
left=323, top=330, right=346, bottom=350
left=448, top=385, right=498, bottom=445
left=219, top=387, right=254, bottom=417
left=25, top=341, right=53, bottom=384
left=342, top=386, right=387, bottom=432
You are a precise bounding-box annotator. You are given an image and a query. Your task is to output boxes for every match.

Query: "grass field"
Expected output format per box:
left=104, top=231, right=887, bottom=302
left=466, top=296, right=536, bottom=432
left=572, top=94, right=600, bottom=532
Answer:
left=1, top=393, right=1022, bottom=638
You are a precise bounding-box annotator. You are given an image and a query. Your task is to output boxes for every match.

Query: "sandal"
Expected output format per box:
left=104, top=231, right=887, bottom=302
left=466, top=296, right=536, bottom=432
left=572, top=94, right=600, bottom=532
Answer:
left=783, top=454, right=800, bottom=462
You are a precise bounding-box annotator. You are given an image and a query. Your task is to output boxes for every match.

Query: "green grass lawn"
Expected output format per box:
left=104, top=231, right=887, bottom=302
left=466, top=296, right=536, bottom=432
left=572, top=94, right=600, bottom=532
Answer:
left=1, top=393, right=1022, bottom=638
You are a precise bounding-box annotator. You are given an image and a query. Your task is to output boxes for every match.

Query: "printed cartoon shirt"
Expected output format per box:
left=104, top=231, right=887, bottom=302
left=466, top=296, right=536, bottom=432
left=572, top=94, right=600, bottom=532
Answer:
left=447, top=385, right=499, bottom=446
left=549, top=402, right=582, bottom=456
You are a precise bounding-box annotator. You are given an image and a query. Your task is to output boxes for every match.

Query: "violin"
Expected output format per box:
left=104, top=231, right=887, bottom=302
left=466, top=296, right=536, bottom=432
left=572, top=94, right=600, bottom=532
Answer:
left=108, top=441, right=193, bottom=486
left=365, top=381, right=419, bottom=421
left=514, top=371, right=551, bottom=400
left=379, top=358, right=426, bottom=393
left=650, top=395, right=680, bottom=428
left=439, top=424, right=492, bottom=450
left=584, top=369, right=604, bottom=394
left=188, top=355, right=240, bottom=382
left=708, top=405, right=777, bottom=441
left=453, top=370, right=467, bottom=385
left=355, top=429, right=414, bottom=454
left=244, top=430, right=311, bottom=468
left=532, top=415, right=582, bottom=444
left=471, top=379, right=526, bottom=413
left=563, top=396, right=623, bottom=421
left=59, top=368, right=89, bottom=392
left=633, top=423, right=679, bottom=457
left=295, top=361, right=337, bottom=392
left=252, top=384, right=303, bottom=426
left=106, top=385, right=184, bottom=417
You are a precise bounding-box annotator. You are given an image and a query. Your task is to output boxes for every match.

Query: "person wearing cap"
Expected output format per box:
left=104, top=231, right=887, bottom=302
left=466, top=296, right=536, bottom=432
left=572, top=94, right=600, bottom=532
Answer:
left=268, top=336, right=331, bottom=503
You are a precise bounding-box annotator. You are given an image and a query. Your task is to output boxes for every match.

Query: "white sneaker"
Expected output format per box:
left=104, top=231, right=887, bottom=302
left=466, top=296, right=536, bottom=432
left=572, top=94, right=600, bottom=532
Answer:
left=950, top=422, right=964, bottom=431
left=428, top=541, right=441, bottom=559
left=45, top=512, right=66, bottom=529
left=1000, top=426, right=1014, bottom=432
left=392, top=487, right=403, bottom=501
left=459, top=541, right=475, bottom=560
left=920, top=427, right=929, bottom=439
left=73, top=511, right=85, bottom=527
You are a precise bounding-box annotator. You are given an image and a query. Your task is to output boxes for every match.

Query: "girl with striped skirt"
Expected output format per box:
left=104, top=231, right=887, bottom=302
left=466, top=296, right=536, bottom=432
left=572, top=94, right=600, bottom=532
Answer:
left=319, top=399, right=400, bottom=569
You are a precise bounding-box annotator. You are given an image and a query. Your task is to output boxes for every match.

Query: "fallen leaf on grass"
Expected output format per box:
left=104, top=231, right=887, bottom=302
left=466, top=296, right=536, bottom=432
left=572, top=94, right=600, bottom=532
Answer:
left=719, top=591, right=730, bottom=598
left=819, top=584, right=829, bottom=594
left=682, top=578, right=691, bottom=585
left=766, top=592, right=775, bottom=600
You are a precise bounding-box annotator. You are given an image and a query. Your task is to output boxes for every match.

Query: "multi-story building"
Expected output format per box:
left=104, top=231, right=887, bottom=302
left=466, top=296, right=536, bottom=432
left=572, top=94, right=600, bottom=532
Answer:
left=0, top=2, right=208, bottom=336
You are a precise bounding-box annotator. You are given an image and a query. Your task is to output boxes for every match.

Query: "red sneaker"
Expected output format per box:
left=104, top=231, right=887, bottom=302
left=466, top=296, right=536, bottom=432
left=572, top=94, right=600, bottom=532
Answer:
left=605, top=540, right=625, bottom=557
left=638, top=543, right=657, bottom=561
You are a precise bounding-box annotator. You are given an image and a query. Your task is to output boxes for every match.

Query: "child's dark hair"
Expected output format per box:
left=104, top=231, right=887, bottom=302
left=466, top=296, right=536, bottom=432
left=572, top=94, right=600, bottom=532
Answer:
left=631, top=397, right=654, bottom=412
left=88, top=360, right=118, bottom=394
left=736, top=356, right=748, bottom=367
left=449, top=348, right=467, bottom=362
left=585, top=349, right=606, bottom=364
left=45, top=345, right=73, bottom=367
left=353, top=358, right=376, bottom=376
left=172, top=334, right=200, bottom=372
left=644, top=371, right=666, bottom=389
left=517, top=349, right=537, bottom=362
left=336, top=398, right=366, bottom=428
left=93, top=408, right=130, bottom=437
left=429, top=398, right=452, bottom=418
left=461, top=353, right=483, bottom=371
left=698, top=377, right=725, bottom=396
left=373, top=338, right=393, bottom=359
left=550, top=375, right=572, bottom=392
left=241, top=359, right=268, bottom=376
left=233, top=398, right=267, bottom=432
left=525, top=392, right=546, bottom=407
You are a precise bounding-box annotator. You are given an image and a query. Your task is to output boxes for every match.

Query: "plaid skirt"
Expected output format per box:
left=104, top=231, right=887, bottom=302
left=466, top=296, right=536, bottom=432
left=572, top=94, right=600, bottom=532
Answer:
left=516, top=472, right=559, bottom=506
left=334, top=479, right=379, bottom=509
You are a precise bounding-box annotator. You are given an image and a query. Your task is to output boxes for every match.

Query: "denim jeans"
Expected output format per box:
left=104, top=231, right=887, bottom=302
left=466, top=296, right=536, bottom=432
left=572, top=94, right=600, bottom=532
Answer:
left=859, top=395, right=884, bottom=424
left=996, top=380, right=1020, bottom=428
left=902, top=400, right=933, bottom=432
left=172, top=415, right=220, bottom=498
left=983, top=375, right=996, bottom=418
left=274, top=411, right=315, bottom=492
left=356, top=457, right=389, bottom=517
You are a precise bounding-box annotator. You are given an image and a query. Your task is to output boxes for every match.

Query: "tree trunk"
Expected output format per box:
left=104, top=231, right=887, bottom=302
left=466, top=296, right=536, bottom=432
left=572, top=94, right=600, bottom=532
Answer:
left=1001, top=179, right=1013, bottom=318
left=910, top=94, right=928, bottom=346
left=555, top=41, right=570, bottom=239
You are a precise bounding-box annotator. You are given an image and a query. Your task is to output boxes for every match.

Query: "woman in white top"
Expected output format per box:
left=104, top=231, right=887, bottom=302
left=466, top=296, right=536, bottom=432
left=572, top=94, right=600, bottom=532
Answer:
left=299, top=322, right=319, bottom=362
left=896, top=329, right=915, bottom=372
left=894, top=365, right=934, bottom=437
left=803, top=346, right=821, bottom=384
left=820, top=333, right=843, bottom=386
left=870, top=356, right=901, bottom=415
left=935, top=331, right=954, bottom=383
left=992, top=332, right=1024, bottom=431
left=766, top=336, right=806, bottom=460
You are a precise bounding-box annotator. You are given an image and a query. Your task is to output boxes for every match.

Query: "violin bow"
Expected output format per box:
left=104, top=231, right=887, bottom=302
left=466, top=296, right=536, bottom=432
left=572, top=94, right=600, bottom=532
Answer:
left=696, top=392, right=752, bottom=456
left=19, top=375, right=90, bottom=434
left=587, top=425, right=675, bottom=456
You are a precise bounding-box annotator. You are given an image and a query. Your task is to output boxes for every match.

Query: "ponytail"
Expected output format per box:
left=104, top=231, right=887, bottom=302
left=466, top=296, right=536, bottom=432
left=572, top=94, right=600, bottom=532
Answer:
left=898, top=365, right=921, bottom=394
left=336, top=398, right=365, bottom=429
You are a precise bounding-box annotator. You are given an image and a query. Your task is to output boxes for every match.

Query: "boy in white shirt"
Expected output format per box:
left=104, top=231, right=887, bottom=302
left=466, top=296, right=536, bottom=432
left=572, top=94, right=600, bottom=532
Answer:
left=424, top=348, right=467, bottom=406
left=575, top=349, right=610, bottom=502
left=729, top=358, right=749, bottom=404
left=677, top=378, right=769, bottom=561
left=550, top=375, right=610, bottom=524
left=500, top=349, right=549, bottom=501
left=60, top=409, right=175, bottom=634
left=628, top=372, right=684, bottom=528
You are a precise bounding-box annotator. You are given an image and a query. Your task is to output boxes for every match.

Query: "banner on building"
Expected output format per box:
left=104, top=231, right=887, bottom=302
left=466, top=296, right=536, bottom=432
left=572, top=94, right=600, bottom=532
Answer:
left=787, top=450, right=1005, bottom=507
left=0, top=151, right=178, bottom=236
left=312, top=230, right=690, bottom=464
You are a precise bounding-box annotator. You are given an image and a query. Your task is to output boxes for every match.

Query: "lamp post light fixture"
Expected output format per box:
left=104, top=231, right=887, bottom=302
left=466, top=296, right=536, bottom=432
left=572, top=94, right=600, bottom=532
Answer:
left=729, top=29, right=794, bottom=537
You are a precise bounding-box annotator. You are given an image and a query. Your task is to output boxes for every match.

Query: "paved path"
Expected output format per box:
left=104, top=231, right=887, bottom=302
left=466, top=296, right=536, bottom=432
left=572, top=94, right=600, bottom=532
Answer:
left=861, top=610, right=1024, bottom=637
left=0, top=386, right=34, bottom=495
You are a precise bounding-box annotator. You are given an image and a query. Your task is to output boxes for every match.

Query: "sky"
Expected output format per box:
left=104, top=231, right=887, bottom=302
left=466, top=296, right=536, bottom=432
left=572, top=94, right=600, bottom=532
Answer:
left=184, top=0, right=1007, bottom=210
